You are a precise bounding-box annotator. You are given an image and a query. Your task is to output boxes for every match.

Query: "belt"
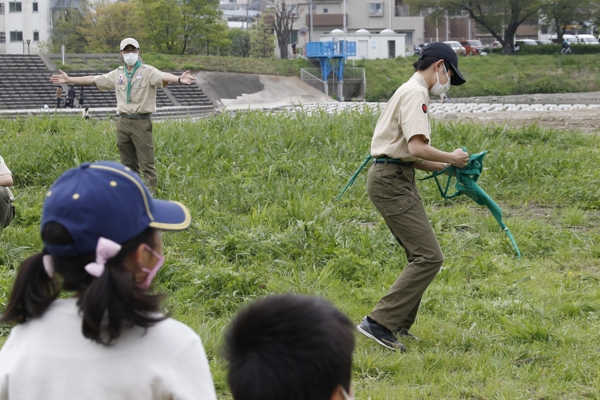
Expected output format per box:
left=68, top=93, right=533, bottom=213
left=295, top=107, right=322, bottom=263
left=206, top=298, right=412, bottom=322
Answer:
left=373, top=157, right=414, bottom=166
left=119, top=114, right=151, bottom=120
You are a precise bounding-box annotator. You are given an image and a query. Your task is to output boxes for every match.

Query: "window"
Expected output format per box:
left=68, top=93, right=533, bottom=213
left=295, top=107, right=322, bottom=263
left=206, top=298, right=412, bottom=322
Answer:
left=0, top=32, right=5, bottom=43
left=9, top=1, right=22, bottom=12
left=323, top=7, right=328, bottom=13
left=369, top=2, right=383, bottom=16
left=33, top=2, right=38, bottom=11
left=0, top=3, right=5, bottom=13
left=34, top=31, right=39, bottom=41
left=10, top=31, right=23, bottom=41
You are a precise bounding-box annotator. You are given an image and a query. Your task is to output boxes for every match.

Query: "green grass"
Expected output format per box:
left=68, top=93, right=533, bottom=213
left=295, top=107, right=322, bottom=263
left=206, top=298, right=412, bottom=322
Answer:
left=2, top=112, right=600, bottom=398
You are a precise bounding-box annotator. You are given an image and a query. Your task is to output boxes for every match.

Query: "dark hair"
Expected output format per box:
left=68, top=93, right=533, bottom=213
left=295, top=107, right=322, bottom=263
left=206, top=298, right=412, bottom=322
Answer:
left=224, top=294, right=355, bottom=400
left=0, top=222, right=166, bottom=345
left=413, top=56, right=451, bottom=74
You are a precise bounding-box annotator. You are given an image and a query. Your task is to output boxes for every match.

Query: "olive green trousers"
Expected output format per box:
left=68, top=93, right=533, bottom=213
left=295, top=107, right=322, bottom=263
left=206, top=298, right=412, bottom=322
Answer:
left=366, top=161, right=444, bottom=332
left=116, top=116, right=157, bottom=192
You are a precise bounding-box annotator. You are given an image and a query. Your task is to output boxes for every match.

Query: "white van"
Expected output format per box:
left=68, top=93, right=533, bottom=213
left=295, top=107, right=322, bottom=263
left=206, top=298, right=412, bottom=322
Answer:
left=575, top=34, right=599, bottom=44
left=549, top=34, right=577, bottom=44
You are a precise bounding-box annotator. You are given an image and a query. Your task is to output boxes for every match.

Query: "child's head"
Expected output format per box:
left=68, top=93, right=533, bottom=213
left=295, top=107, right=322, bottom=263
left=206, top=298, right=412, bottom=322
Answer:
left=413, top=42, right=466, bottom=86
left=224, top=294, right=355, bottom=400
left=85, top=107, right=89, bottom=111
left=1, top=161, right=191, bottom=344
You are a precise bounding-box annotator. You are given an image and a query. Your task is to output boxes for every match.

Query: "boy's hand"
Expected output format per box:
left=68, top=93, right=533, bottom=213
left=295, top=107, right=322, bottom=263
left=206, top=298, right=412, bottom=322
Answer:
left=450, top=148, right=469, bottom=168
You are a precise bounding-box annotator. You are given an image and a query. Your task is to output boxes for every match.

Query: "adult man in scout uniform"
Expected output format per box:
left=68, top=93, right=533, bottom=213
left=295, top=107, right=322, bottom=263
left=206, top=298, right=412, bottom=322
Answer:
left=50, top=38, right=195, bottom=192
left=356, top=42, right=470, bottom=351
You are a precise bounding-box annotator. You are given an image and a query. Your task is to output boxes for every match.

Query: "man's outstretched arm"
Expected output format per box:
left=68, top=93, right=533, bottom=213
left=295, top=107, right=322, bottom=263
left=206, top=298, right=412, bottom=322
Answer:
left=50, top=70, right=97, bottom=86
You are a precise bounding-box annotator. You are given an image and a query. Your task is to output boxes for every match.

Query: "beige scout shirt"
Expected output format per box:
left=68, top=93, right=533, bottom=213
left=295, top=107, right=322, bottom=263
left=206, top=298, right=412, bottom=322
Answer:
left=371, top=72, right=431, bottom=163
left=0, top=156, right=14, bottom=202
left=94, top=64, right=165, bottom=115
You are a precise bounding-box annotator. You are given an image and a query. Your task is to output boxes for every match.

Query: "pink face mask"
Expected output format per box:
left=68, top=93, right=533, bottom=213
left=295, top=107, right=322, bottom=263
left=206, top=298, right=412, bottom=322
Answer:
left=140, top=244, right=165, bottom=289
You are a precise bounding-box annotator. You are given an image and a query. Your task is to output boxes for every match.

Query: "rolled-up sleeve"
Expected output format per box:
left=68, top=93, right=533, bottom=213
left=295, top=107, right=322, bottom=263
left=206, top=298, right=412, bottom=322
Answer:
left=94, top=69, right=118, bottom=91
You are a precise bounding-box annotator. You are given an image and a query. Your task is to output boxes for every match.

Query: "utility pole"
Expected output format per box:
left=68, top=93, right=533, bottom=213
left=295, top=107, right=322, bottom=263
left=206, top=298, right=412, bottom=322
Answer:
left=309, top=0, right=313, bottom=42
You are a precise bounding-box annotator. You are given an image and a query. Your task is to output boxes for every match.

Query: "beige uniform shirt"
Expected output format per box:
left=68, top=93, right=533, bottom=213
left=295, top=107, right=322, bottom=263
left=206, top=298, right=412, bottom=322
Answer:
left=371, top=72, right=431, bottom=162
left=95, top=64, right=165, bottom=115
left=0, top=156, right=14, bottom=202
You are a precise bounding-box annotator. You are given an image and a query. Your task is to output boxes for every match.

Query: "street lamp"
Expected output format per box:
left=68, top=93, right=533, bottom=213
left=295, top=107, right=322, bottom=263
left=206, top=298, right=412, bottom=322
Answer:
left=26, top=39, right=31, bottom=54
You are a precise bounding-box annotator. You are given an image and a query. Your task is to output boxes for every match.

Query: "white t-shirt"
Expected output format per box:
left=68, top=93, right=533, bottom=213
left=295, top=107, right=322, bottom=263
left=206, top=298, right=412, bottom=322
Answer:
left=0, top=298, right=217, bottom=400
left=0, top=156, right=14, bottom=201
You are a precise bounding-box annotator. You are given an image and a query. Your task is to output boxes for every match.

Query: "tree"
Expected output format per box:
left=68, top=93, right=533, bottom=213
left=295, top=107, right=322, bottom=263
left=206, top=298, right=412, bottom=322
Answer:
left=229, top=29, right=251, bottom=57
left=49, top=7, right=88, bottom=53
left=134, top=0, right=183, bottom=53
left=270, top=0, right=297, bottom=59
left=180, top=0, right=230, bottom=55
left=408, top=0, right=543, bottom=52
left=79, top=2, right=144, bottom=53
left=540, top=0, right=591, bottom=43
left=250, top=14, right=275, bottom=58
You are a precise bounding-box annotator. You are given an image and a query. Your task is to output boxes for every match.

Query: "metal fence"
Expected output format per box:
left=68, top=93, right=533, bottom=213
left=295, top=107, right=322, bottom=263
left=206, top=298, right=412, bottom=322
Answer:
left=300, top=67, right=366, bottom=100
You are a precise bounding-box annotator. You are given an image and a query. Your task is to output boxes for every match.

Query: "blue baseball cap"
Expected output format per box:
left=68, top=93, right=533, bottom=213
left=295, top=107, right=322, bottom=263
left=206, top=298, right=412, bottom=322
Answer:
left=41, top=161, right=191, bottom=258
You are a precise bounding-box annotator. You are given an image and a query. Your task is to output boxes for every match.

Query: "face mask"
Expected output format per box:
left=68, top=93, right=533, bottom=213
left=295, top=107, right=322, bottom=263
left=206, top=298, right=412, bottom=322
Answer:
left=429, top=64, right=451, bottom=96
left=123, top=53, right=139, bottom=66
left=342, top=388, right=354, bottom=400
left=140, top=244, right=165, bottom=289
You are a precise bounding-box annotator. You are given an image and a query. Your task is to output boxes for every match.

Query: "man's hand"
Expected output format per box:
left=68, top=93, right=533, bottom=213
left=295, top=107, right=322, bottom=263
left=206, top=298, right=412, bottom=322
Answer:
left=50, top=69, right=70, bottom=84
left=0, top=174, right=13, bottom=187
left=179, top=70, right=196, bottom=85
left=450, top=148, right=469, bottom=168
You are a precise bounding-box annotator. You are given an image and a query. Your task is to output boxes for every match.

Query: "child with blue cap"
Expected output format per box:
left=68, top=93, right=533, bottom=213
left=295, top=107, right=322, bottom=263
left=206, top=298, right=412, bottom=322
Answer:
left=0, top=161, right=217, bottom=399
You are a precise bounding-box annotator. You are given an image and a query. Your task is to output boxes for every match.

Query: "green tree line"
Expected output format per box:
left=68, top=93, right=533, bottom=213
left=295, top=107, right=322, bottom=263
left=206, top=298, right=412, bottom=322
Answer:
left=48, top=0, right=275, bottom=57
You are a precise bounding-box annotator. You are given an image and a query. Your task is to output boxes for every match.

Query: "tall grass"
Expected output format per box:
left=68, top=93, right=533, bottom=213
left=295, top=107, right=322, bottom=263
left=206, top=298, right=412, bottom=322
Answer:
left=1, top=112, right=600, bottom=398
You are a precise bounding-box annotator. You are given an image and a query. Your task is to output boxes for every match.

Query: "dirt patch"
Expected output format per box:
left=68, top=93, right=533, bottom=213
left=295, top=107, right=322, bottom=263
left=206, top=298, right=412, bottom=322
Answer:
left=436, top=108, right=600, bottom=134
left=433, top=92, right=600, bottom=134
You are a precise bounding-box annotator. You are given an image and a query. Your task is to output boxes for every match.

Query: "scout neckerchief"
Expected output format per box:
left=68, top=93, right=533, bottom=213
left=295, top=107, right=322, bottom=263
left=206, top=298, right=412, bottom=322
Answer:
left=123, top=60, right=143, bottom=104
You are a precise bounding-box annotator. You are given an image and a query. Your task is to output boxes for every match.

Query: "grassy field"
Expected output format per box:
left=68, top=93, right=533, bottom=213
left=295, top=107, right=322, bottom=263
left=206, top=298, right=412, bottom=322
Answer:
left=1, top=111, right=600, bottom=398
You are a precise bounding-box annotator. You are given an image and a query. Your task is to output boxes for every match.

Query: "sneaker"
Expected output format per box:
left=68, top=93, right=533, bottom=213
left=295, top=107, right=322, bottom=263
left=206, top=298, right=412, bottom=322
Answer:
left=357, top=317, right=406, bottom=351
left=395, top=328, right=420, bottom=341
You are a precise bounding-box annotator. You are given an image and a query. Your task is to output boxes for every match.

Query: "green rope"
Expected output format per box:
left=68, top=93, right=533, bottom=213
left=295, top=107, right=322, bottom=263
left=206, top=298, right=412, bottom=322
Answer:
left=336, top=154, right=372, bottom=200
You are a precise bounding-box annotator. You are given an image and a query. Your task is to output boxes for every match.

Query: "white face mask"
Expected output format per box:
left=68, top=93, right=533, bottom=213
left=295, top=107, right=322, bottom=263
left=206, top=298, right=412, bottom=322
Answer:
left=123, top=53, right=139, bottom=66
left=429, top=64, right=451, bottom=96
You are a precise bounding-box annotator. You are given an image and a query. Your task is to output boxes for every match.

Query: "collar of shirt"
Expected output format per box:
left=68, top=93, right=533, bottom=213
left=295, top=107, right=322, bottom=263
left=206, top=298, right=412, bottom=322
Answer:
left=410, top=72, right=428, bottom=90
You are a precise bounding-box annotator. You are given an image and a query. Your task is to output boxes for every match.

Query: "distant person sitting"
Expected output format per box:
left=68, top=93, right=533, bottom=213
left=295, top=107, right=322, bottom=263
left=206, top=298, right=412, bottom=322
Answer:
left=224, top=294, right=356, bottom=400
left=0, top=155, right=15, bottom=230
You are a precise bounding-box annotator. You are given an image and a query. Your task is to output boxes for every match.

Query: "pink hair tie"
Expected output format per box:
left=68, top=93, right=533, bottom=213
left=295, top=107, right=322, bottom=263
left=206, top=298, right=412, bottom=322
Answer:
left=84, top=237, right=122, bottom=277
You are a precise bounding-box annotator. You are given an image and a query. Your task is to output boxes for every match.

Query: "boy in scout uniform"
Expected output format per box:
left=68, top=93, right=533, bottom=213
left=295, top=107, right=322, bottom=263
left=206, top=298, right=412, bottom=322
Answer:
left=50, top=38, right=195, bottom=192
left=357, top=42, right=470, bottom=351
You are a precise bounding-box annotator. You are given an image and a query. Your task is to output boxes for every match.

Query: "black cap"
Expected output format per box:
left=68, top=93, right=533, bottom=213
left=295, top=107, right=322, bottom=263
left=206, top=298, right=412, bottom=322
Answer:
left=420, top=42, right=466, bottom=86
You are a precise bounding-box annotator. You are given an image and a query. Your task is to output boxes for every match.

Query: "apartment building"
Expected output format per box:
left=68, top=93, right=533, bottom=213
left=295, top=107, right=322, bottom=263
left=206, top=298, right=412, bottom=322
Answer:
left=0, top=0, right=50, bottom=54
left=292, top=0, right=424, bottom=53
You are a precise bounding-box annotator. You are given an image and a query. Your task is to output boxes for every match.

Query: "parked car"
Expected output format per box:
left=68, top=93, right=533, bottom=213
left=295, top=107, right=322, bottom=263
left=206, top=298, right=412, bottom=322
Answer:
left=443, top=41, right=466, bottom=55
left=537, top=39, right=552, bottom=45
left=575, top=34, right=599, bottom=44
left=491, top=41, right=503, bottom=49
left=413, top=43, right=427, bottom=55
left=460, top=40, right=485, bottom=55
left=516, top=39, right=538, bottom=46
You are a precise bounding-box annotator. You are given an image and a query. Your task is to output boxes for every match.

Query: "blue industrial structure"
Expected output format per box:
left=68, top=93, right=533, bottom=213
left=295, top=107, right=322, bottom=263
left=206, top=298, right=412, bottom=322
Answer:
left=305, top=40, right=356, bottom=87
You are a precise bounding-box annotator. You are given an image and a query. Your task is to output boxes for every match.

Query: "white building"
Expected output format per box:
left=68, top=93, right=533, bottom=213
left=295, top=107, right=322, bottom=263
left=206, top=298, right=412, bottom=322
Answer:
left=319, top=28, right=406, bottom=59
left=0, top=0, right=50, bottom=54
left=292, top=0, right=423, bottom=56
